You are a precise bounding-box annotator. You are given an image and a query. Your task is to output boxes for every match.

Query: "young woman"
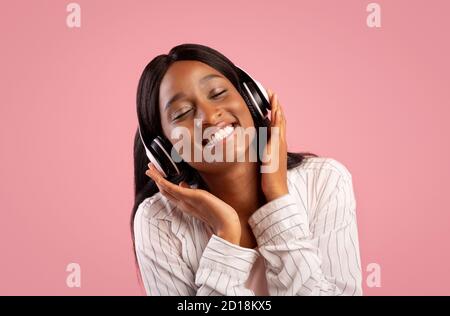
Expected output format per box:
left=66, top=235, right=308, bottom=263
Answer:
left=131, top=43, right=362, bottom=296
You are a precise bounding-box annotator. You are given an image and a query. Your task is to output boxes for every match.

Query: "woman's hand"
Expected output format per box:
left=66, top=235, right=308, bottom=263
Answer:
left=261, top=89, right=289, bottom=202
left=145, top=164, right=242, bottom=245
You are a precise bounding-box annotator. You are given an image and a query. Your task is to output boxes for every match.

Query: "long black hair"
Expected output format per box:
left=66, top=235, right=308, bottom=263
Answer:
left=131, top=43, right=317, bottom=286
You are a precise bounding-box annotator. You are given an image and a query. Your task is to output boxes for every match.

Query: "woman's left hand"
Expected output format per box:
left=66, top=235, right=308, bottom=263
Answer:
left=260, top=89, right=289, bottom=202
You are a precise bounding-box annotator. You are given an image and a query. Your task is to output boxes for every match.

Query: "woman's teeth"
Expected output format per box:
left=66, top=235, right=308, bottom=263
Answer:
left=206, top=125, right=235, bottom=148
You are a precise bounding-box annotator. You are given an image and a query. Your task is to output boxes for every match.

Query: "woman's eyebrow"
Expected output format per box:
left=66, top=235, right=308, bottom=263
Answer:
left=165, top=92, right=186, bottom=111
left=199, top=73, right=223, bottom=84
left=164, top=73, right=224, bottom=111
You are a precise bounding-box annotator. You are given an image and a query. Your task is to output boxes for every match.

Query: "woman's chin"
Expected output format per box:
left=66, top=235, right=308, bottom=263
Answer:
left=186, top=144, right=253, bottom=172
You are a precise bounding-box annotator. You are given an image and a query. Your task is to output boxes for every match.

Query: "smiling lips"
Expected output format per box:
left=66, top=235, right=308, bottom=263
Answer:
left=202, top=122, right=237, bottom=148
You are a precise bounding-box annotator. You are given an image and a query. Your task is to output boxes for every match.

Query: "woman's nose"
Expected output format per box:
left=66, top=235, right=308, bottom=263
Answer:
left=196, top=100, right=224, bottom=125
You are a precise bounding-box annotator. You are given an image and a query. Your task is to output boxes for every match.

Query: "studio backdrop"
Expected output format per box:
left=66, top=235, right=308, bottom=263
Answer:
left=1, top=0, right=449, bottom=295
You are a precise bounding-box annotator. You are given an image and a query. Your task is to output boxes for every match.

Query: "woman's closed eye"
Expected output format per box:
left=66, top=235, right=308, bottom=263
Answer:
left=172, top=106, right=193, bottom=121
left=211, top=89, right=227, bottom=99
left=171, top=89, right=228, bottom=121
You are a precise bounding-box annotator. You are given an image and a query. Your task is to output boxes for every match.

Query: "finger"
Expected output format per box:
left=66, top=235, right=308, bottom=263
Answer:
left=179, top=181, right=190, bottom=188
left=272, top=94, right=280, bottom=126
left=146, top=165, right=177, bottom=193
left=147, top=164, right=165, bottom=184
left=267, top=88, right=275, bottom=111
left=277, top=99, right=286, bottom=137
left=272, top=93, right=278, bottom=112
left=272, top=108, right=278, bottom=128
left=277, top=97, right=284, bottom=120
left=273, top=95, right=284, bottom=124
left=145, top=168, right=158, bottom=182
left=148, top=164, right=172, bottom=187
left=272, top=106, right=286, bottom=148
left=173, top=181, right=194, bottom=200
left=277, top=101, right=282, bottom=124
left=270, top=93, right=278, bottom=124
left=162, top=190, right=209, bottom=224
left=148, top=166, right=195, bottom=201
left=158, top=185, right=180, bottom=202
left=146, top=167, right=174, bottom=195
left=146, top=168, right=177, bottom=200
left=154, top=177, right=195, bottom=210
left=178, top=201, right=210, bottom=224
left=160, top=177, right=193, bottom=198
left=267, top=88, right=274, bottom=100
left=164, top=196, right=198, bottom=220
left=145, top=167, right=196, bottom=209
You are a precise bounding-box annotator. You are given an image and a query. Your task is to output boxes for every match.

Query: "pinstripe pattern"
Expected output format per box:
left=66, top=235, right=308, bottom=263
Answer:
left=133, top=157, right=362, bottom=296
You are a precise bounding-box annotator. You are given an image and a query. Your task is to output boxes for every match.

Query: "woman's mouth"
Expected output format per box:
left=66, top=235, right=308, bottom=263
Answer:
left=202, top=122, right=238, bottom=148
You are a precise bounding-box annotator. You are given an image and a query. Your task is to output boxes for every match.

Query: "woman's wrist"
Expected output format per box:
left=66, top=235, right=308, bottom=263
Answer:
left=214, top=216, right=242, bottom=245
left=263, top=187, right=289, bottom=203
left=216, top=229, right=241, bottom=245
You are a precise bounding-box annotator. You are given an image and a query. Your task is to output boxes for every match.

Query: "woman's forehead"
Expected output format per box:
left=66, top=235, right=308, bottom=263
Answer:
left=159, top=61, right=227, bottom=107
left=162, top=61, right=222, bottom=87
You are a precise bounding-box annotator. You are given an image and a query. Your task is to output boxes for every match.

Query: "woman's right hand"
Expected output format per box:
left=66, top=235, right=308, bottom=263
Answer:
left=146, top=163, right=242, bottom=245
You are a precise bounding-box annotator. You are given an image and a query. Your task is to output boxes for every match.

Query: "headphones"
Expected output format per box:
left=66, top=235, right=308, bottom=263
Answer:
left=137, top=65, right=271, bottom=179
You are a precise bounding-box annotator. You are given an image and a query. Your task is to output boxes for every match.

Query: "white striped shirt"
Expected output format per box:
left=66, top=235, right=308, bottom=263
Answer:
left=133, top=157, right=363, bottom=296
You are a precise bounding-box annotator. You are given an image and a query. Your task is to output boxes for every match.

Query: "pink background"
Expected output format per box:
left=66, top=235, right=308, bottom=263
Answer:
left=1, top=0, right=449, bottom=295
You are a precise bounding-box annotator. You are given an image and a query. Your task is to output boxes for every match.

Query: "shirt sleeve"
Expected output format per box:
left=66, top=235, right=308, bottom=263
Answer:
left=248, top=168, right=363, bottom=296
left=134, top=202, right=260, bottom=296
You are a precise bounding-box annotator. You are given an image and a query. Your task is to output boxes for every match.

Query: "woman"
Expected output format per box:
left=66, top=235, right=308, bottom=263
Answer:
left=131, top=43, right=362, bottom=296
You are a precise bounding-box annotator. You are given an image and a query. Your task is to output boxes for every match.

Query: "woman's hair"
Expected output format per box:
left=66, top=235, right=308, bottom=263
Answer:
left=131, top=43, right=318, bottom=286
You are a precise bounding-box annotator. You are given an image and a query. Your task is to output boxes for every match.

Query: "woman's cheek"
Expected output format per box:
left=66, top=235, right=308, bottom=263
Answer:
left=232, top=101, right=254, bottom=129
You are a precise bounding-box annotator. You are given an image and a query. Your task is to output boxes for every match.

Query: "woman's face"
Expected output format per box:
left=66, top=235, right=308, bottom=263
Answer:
left=158, top=60, right=256, bottom=174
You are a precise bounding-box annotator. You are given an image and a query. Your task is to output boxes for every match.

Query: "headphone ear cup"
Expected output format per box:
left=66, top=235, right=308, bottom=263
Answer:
left=241, top=81, right=272, bottom=128
left=150, top=136, right=183, bottom=178
left=138, top=125, right=168, bottom=177
left=253, top=79, right=271, bottom=111
left=235, top=66, right=271, bottom=126
left=240, top=86, right=264, bottom=126
left=139, top=126, right=185, bottom=180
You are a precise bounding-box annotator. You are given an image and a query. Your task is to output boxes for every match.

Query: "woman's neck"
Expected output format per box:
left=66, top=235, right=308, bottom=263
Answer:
left=199, top=161, right=266, bottom=222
